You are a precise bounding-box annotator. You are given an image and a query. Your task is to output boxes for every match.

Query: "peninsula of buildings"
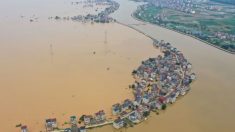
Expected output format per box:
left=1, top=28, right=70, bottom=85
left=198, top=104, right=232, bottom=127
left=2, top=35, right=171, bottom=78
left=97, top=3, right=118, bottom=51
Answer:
left=18, top=38, right=196, bottom=132
left=133, top=0, right=235, bottom=53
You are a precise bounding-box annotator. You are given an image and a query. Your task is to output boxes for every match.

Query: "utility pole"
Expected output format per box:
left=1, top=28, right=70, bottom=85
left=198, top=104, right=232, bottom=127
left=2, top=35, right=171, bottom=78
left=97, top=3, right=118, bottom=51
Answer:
left=104, top=30, right=109, bottom=55
left=50, top=44, right=54, bottom=64
left=104, top=30, right=107, bottom=44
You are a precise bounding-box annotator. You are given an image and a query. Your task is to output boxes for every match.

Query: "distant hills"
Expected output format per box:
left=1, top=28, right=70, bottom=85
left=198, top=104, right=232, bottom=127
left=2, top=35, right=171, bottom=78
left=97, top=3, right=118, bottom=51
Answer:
left=211, top=0, right=235, bottom=5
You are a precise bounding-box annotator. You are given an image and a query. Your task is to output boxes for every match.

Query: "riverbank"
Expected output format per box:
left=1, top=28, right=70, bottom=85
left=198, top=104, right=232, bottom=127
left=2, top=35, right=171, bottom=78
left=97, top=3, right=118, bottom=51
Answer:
left=131, top=10, right=235, bottom=55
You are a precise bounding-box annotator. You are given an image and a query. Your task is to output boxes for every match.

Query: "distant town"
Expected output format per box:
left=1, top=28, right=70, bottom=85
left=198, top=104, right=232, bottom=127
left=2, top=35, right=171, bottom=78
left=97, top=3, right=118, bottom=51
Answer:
left=133, top=0, right=235, bottom=53
left=50, top=0, right=120, bottom=23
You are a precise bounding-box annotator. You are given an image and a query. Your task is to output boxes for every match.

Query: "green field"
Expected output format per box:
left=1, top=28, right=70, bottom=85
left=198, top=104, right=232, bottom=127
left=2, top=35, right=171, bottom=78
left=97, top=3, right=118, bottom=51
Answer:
left=134, top=3, right=235, bottom=53
left=211, top=0, right=235, bottom=5
left=136, top=6, right=162, bottom=23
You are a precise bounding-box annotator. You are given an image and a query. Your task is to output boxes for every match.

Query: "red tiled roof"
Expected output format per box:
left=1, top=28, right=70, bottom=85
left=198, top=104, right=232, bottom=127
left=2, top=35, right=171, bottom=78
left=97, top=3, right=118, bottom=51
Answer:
left=21, top=125, right=27, bottom=129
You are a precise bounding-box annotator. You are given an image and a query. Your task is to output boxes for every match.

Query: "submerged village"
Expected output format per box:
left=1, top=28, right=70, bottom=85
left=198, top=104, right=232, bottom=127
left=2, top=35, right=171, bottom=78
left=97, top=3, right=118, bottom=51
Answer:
left=18, top=0, right=196, bottom=132
left=19, top=38, right=196, bottom=132
left=50, top=0, right=120, bottom=23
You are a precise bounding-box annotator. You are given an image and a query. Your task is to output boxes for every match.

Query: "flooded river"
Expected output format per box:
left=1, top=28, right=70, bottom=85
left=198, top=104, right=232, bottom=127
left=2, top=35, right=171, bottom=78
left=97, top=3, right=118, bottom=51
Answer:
left=0, top=0, right=159, bottom=131
left=0, top=0, right=235, bottom=132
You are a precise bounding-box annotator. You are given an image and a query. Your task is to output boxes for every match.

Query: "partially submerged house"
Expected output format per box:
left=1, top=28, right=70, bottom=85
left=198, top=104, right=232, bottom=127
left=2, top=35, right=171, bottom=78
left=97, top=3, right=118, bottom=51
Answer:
left=128, top=111, right=141, bottom=123
left=80, top=126, right=86, bottom=132
left=113, top=118, right=124, bottom=129
left=112, top=103, right=122, bottom=115
left=122, top=99, right=133, bottom=111
left=71, top=124, right=78, bottom=132
left=84, top=115, right=93, bottom=125
left=70, top=116, right=77, bottom=125
left=21, top=125, right=28, bottom=132
left=94, top=110, right=106, bottom=123
left=45, top=118, right=57, bottom=132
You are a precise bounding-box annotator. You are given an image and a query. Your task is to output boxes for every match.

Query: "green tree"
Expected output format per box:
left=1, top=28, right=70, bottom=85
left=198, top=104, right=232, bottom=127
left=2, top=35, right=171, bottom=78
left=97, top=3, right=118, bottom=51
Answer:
left=143, top=111, right=150, bottom=117
left=162, top=104, right=167, bottom=110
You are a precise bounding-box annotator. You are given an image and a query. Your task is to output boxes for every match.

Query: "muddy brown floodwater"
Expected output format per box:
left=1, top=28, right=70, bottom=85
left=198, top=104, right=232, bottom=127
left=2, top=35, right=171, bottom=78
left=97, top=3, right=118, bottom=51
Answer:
left=0, top=0, right=235, bottom=132
left=0, top=1, right=160, bottom=131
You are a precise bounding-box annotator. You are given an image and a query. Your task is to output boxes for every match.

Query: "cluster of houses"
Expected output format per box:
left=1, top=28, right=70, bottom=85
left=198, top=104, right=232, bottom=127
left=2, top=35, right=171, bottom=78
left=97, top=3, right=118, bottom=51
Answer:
left=112, top=100, right=149, bottom=129
left=53, top=0, right=119, bottom=23
left=71, top=0, right=109, bottom=5
left=214, top=32, right=235, bottom=41
left=149, top=0, right=198, bottom=14
left=110, top=39, right=196, bottom=129
left=70, top=0, right=119, bottom=23
left=71, top=0, right=116, bottom=8
left=205, top=5, right=222, bottom=11
left=44, top=117, right=87, bottom=132
left=83, top=110, right=106, bottom=126
left=63, top=116, right=86, bottom=132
